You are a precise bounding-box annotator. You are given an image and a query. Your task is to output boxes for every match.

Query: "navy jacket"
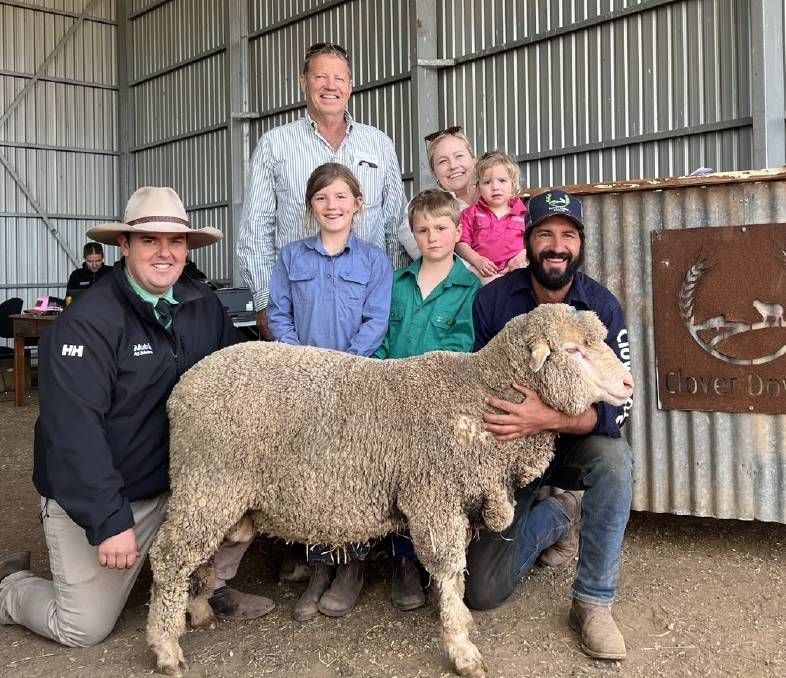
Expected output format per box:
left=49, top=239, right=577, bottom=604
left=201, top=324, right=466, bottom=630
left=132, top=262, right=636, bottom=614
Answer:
left=33, top=263, right=239, bottom=545
left=66, top=263, right=112, bottom=290
left=472, top=268, right=632, bottom=443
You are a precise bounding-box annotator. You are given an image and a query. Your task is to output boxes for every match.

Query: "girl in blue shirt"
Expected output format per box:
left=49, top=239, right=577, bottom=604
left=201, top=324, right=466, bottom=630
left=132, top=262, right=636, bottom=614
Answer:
left=268, top=162, right=393, bottom=622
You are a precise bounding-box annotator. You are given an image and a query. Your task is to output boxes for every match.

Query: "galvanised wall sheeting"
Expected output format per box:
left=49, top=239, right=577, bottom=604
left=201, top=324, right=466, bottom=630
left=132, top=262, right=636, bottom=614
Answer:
left=126, top=0, right=230, bottom=280
left=0, top=4, right=116, bottom=83
left=132, top=52, right=226, bottom=146
left=0, top=0, right=119, bottom=320
left=128, top=0, right=224, bottom=80
left=438, top=0, right=752, bottom=185
left=569, top=173, right=786, bottom=523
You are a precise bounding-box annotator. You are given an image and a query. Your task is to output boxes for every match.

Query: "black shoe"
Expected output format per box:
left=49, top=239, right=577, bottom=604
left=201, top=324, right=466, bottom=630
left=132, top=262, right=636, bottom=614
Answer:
left=208, top=586, right=275, bottom=621
left=0, top=551, right=31, bottom=582
left=391, top=557, right=426, bottom=611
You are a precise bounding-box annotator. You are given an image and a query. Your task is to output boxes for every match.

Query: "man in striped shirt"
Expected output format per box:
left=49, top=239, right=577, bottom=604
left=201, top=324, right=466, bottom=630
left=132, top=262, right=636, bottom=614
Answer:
left=237, top=42, right=406, bottom=340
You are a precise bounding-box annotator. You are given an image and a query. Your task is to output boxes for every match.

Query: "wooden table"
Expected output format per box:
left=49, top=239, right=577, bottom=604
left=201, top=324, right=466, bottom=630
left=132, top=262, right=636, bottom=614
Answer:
left=10, top=313, right=58, bottom=406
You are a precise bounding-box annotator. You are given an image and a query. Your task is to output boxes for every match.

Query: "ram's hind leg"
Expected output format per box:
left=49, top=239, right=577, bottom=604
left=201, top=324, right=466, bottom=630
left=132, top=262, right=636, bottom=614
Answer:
left=406, top=508, right=486, bottom=678
left=147, top=502, right=247, bottom=676
left=187, top=560, right=217, bottom=629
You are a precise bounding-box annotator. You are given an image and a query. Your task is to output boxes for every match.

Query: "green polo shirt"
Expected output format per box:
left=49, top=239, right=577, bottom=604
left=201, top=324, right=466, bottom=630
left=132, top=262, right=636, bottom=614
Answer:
left=125, top=269, right=179, bottom=329
left=374, top=257, right=481, bottom=359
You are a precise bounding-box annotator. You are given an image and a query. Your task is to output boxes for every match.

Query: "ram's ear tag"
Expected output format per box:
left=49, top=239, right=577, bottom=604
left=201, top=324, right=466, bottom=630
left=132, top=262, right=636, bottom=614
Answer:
left=529, top=342, right=550, bottom=372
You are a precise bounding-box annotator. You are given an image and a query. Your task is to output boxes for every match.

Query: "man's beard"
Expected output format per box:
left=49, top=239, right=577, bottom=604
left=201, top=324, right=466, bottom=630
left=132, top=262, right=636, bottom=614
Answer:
left=529, top=246, right=584, bottom=291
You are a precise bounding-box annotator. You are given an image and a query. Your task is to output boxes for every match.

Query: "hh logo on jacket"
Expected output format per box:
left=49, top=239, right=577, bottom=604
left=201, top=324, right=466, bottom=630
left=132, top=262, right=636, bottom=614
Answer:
left=61, top=344, right=84, bottom=357
left=133, top=342, right=153, bottom=357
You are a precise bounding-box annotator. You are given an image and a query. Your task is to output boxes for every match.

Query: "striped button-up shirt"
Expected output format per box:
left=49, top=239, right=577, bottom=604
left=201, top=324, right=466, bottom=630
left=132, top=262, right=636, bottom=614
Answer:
left=237, top=112, right=406, bottom=310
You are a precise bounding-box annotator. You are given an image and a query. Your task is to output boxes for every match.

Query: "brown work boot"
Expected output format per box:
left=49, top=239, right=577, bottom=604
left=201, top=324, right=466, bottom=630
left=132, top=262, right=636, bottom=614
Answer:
left=0, top=551, right=31, bottom=582
left=279, top=545, right=311, bottom=583
left=537, top=491, right=582, bottom=568
left=391, top=557, right=426, bottom=611
left=318, top=559, right=366, bottom=617
left=208, top=586, right=275, bottom=621
left=569, top=599, right=627, bottom=660
left=293, top=563, right=333, bottom=621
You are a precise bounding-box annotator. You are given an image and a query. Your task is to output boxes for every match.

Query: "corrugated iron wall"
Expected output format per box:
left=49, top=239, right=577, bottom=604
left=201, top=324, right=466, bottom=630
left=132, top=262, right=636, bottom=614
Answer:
left=126, top=0, right=230, bottom=281
left=437, top=0, right=753, bottom=188
left=568, top=170, right=786, bottom=523
left=0, top=0, right=119, bottom=316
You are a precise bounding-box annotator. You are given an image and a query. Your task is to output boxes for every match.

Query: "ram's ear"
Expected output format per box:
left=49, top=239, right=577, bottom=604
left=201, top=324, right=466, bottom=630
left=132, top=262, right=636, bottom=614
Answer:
left=529, top=341, right=550, bottom=372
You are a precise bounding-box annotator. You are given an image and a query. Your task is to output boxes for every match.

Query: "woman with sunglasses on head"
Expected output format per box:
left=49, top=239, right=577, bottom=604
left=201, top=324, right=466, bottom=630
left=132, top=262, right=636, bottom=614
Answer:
left=397, top=127, right=478, bottom=259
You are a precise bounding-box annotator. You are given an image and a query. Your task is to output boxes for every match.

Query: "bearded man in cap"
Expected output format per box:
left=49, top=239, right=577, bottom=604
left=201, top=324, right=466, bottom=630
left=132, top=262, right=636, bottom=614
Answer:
left=0, top=187, right=274, bottom=646
left=464, top=189, right=635, bottom=661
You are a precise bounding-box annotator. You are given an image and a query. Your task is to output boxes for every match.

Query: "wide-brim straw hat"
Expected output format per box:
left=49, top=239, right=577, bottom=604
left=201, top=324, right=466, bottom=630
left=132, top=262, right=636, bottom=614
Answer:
left=86, top=186, right=223, bottom=249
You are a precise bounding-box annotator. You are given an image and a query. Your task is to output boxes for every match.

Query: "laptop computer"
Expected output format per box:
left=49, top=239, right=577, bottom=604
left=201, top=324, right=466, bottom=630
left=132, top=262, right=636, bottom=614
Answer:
left=214, top=287, right=255, bottom=325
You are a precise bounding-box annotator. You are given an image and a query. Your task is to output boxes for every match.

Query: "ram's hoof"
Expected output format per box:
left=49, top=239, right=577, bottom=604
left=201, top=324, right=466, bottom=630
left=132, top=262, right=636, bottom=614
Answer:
left=453, top=645, right=487, bottom=678
left=156, top=658, right=188, bottom=677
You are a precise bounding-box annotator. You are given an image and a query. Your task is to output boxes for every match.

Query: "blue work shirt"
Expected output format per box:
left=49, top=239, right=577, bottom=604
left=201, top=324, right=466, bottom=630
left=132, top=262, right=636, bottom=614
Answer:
left=472, top=268, right=632, bottom=441
left=268, top=232, right=393, bottom=356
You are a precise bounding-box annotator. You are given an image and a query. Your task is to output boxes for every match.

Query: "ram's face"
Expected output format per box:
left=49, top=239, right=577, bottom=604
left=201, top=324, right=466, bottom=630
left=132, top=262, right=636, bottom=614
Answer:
left=527, top=314, right=634, bottom=416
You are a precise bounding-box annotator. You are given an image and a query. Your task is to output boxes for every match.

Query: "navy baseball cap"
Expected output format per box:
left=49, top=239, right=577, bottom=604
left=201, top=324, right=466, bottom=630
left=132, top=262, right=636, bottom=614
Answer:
left=525, top=190, right=584, bottom=231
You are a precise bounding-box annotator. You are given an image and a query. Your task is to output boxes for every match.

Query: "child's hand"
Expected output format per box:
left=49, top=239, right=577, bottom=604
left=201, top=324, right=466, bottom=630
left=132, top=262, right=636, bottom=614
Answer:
left=475, top=256, right=499, bottom=277
left=504, top=250, right=529, bottom=273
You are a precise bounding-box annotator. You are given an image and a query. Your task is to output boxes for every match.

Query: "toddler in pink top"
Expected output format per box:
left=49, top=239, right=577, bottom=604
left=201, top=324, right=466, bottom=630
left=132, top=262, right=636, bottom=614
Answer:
left=455, top=150, right=528, bottom=284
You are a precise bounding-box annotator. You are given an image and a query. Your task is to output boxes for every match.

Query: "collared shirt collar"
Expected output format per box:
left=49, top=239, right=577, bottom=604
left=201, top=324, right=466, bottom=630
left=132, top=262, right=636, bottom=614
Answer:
left=397, top=255, right=478, bottom=288
left=508, top=267, right=591, bottom=308
left=303, top=231, right=356, bottom=256
left=475, top=196, right=526, bottom=216
left=304, top=110, right=354, bottom=133
left=124, top=268, right=178, bottom=307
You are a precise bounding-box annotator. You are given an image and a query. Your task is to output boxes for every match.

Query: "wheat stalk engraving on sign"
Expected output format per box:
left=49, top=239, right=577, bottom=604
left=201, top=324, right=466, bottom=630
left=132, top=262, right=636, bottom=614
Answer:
left=678, top=254, right=786, bottom=366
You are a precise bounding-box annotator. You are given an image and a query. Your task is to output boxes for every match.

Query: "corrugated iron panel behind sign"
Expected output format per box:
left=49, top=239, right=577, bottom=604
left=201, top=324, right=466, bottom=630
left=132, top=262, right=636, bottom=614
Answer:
left=562, top=171, right=786, bottom=523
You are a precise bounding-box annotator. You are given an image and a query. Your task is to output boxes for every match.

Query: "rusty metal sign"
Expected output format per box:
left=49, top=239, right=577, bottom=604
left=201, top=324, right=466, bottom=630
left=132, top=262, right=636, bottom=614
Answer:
left=652, top=224, right=786, bottom=414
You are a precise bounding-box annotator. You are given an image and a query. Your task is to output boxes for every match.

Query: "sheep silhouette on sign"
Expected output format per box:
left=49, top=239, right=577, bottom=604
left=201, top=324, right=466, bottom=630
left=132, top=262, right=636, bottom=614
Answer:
left=752, top=299, right=784, bottom=328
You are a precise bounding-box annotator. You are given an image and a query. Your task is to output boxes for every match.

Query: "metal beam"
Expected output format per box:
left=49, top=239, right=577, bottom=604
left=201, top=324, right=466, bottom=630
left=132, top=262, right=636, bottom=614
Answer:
left=226, top=0, right=251, bottom=286
left=750, top=0, right=786, bottom=168
left=0, top=0, right=115, bottom=25
left=0, top=70, right=118, bottom=92
left=0, top=150, right=80, bottom=266
left=0, top=0, right=101, bottom=130
left=0, top=140, right=120, bottom=156
left=410, top=0, right=440, bottom=192
left=117, top=0, right=134, bottom=206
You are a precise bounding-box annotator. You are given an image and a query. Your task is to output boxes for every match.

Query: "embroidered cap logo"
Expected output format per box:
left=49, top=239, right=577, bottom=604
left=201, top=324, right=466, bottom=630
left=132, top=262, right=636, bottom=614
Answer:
left=545, top=192, right=571, bottom=210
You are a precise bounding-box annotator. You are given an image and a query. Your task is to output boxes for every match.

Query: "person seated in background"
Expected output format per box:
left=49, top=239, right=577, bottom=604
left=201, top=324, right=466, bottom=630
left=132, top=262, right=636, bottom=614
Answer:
left=66, top=242, right=112, bottom=292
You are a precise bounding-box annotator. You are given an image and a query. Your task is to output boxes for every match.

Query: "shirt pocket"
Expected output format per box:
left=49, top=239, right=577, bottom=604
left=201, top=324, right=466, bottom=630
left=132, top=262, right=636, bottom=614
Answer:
left=338, top=268, right=371, bottom=305
left=355, top=154, right=383, bottom=207
left=272, top=158, right=291, bottom=193
left=288, top=267, right=317, bottom=305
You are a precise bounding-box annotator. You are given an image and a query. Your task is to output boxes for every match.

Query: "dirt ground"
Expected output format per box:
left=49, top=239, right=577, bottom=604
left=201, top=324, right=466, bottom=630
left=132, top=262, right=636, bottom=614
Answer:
left=2, top=396, right=785, bottom=678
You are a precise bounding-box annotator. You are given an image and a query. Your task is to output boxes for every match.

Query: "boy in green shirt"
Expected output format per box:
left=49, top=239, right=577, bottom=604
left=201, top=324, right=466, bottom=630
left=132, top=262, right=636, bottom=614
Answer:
left=374, top=188, right=481, bottom=609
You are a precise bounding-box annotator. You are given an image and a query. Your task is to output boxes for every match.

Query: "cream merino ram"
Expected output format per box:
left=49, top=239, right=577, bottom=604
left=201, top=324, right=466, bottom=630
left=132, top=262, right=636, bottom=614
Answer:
left=147, top=303, right=634, bottom=678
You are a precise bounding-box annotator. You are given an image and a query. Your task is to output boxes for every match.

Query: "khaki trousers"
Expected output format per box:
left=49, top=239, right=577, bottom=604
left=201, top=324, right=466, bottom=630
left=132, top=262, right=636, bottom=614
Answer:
left=0, top=495, right=250, bottom=646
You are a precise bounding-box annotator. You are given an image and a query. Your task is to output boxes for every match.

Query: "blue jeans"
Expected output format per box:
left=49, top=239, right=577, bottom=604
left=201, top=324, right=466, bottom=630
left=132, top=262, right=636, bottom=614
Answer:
left=464, top=435, right=633, bottom=610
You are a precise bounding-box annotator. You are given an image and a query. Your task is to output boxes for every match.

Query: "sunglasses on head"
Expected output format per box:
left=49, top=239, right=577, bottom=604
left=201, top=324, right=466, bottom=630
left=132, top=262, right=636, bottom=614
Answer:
left=306, top=42, right=348, bottom=58
left=424, top=125, right=463, bottom=145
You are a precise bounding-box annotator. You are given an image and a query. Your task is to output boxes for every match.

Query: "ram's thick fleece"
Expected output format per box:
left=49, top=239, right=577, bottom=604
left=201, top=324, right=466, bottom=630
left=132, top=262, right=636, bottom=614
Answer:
left=147, top=303, right=634, bottom=678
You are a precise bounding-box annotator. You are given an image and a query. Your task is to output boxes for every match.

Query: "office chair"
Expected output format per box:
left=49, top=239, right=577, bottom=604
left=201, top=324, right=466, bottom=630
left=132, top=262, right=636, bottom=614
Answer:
left=0, top=297, right=24, bottom=394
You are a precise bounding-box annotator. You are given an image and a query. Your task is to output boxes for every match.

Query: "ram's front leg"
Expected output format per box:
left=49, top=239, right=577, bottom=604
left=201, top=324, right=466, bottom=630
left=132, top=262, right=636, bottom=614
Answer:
left=481, top=484, right=514, bottom=532
left=406, top=505, right=487, bottom=678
